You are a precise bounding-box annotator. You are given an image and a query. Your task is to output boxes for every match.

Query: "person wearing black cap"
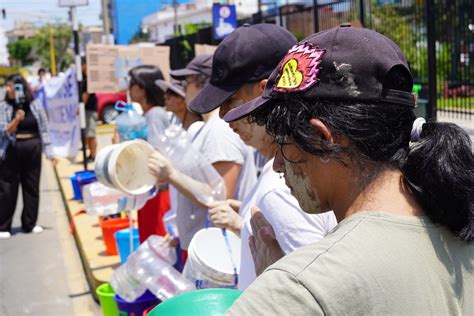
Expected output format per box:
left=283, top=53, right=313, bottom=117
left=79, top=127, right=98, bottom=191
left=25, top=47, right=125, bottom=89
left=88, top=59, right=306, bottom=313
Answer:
left=189, top=23, right=337, bottom=290
left=226, top=25, right=473, bottom=314
left=149, top=54, right=257, bottom=251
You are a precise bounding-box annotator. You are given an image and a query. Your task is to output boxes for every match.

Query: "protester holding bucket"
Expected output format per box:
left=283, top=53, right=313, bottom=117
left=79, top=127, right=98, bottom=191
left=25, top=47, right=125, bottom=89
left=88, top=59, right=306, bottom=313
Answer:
left=149, top=54, right=257, bottom=251
left=127, top=65, right=172, bottom=242
left=226, top=25, right=474, bottom=314
left=189, top=24, right=337, bottom=290
left=0, top=74, right=57, bottom=239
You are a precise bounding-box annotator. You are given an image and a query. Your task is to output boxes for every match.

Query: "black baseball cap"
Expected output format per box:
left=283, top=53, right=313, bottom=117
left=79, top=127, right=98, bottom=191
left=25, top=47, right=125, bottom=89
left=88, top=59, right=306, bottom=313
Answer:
left=224, top=24, right=416, bottom=122
left=155, top=79, right=185, bottom=98
left=188, top=23, right=297, bottom=114
left=169, top=54, right=213, bottom=80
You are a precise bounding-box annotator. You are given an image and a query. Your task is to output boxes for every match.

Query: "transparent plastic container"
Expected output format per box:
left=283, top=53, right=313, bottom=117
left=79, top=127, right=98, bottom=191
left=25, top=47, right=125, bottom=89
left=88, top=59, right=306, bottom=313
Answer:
left=163, top=210, right=179, bottom=238
left=83, top=182, right=127, bottom=216
left=83, top=182, right=157, bottom=216
left=112, top=235, right=194, bottom=303
left=110, top=264, right=147, bottom=303
left=149, top=125, right=227, bottom=205
left=126, top=239, right=195, bottom=301
left=115, top=101, right=147, bottom=142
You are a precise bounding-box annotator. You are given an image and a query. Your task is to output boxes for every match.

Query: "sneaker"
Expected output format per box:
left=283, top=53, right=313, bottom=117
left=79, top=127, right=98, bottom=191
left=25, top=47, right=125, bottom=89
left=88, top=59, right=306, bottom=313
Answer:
left=0, top=231, right=11, bottom=239
left=32, top=226, right=43, bottom=234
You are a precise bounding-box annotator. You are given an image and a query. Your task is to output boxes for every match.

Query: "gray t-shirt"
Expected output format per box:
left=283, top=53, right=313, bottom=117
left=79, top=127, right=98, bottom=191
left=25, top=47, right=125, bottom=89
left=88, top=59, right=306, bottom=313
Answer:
left=176, top=114, right=257, bottom=249
left=228, top=212, right=474, bottom=315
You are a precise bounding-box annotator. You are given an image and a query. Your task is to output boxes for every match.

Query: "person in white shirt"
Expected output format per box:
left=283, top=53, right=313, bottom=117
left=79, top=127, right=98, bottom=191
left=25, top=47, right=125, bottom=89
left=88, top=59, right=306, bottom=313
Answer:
left=188, top=24, right=337, bottom=290
left=148, top=55, right=257, bottom=250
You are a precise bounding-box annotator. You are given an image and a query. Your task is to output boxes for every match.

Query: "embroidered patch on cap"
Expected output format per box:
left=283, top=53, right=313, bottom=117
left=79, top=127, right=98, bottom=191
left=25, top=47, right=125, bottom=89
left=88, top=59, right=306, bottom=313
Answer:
left=273, top=42, right=326, bottom=93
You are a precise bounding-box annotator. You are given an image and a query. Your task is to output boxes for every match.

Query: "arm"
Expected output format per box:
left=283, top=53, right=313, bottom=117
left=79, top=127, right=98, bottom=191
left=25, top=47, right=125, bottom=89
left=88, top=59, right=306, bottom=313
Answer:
left=33, top=100, right=55, bottom=160
left=148, top=151, right=223, bottom=209
left=6, top=110, right=25, bottom=134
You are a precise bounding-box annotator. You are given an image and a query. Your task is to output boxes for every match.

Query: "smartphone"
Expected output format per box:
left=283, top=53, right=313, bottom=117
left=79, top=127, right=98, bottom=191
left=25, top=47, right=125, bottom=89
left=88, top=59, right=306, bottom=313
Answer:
left=14, top=83, right=25, bottom=108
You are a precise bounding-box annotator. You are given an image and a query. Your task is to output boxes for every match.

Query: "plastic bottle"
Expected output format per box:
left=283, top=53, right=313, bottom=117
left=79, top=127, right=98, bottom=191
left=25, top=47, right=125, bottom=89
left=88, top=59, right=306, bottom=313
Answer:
left=115, top=101, right=147, bottom=141
left=110, top=264, right=147, bottom=302
left=111, top=235, right=194, bottom=303
left=149, top=124, right=227, bottom=205
left=126, top=242, right=195, bottom=301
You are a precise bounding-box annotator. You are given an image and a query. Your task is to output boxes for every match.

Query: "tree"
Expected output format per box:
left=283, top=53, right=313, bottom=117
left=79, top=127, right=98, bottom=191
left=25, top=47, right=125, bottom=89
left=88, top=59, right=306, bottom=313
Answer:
left=7, top=23, right=73, bottom=72
left=7, top=38, right=35, bottom=66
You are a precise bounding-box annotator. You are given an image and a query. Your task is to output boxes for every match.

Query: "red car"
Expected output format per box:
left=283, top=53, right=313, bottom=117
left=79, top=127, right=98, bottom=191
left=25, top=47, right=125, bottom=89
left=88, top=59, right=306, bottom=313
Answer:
left=96, top=92, right=127, bottom=124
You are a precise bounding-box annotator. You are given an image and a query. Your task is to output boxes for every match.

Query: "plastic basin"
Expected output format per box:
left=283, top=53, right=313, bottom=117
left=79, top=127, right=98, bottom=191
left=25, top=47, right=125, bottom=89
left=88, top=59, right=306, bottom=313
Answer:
left=148, top=288, right=241, bottom=316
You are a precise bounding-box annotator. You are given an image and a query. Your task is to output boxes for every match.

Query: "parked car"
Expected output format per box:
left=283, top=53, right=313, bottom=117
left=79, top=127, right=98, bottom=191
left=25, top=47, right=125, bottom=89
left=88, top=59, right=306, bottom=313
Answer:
left=96, top=92, right=127, bottom=124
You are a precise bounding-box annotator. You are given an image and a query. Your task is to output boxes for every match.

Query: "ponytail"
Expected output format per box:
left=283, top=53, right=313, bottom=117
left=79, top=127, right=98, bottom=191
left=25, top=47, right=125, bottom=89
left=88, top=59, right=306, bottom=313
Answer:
left=403, top=122, right=474, bottom=242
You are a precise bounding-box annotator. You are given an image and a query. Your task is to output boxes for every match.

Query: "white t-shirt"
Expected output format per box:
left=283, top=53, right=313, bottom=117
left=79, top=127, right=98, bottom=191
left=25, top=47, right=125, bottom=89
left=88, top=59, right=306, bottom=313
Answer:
left=176, top=114, right=257, bottom=249
left=238, top=158, right=338, bottom=290
left=191, top=114, right=257, bottom=200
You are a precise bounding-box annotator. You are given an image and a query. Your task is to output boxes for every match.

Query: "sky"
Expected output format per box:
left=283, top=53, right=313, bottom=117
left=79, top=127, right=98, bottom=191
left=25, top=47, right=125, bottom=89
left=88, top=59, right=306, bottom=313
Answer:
left=0, top=0, right=102, bottom=31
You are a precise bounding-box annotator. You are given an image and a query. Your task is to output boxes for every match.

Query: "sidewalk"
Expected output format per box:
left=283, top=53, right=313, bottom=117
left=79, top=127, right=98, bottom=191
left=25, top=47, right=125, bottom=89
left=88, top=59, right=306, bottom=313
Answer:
left=0, top=156, right=100, bottom=315
left=54, top=124, right=121, bottom=301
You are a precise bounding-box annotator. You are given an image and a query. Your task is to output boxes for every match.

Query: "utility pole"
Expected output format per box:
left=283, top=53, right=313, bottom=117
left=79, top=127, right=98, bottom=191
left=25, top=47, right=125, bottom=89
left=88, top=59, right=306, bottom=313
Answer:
left=70, top=6, right=88, bottom=170
left=48, top=23, right=57, bottom=75
left=101, top=0, right=112, bottom=43
left=172, top=0, right=179, bottom=35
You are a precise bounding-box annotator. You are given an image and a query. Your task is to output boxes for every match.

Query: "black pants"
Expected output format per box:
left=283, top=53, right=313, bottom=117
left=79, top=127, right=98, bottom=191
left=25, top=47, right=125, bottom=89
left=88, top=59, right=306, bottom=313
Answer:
left=0, top=138, right=42, bottom=232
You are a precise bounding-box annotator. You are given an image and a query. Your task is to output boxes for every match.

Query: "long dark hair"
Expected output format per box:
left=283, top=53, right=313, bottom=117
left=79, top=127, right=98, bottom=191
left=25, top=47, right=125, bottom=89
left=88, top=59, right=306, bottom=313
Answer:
left=128, top=65, right=165, bottom=107
left=254, top=69, right=474, bottom=242
left=5, top=73, right=34, bottom=105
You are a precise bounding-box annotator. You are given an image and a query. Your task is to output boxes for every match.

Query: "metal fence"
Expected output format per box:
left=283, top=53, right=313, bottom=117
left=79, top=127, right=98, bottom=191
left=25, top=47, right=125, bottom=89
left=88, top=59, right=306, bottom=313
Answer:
left=164, top=0, right=473, bottom=119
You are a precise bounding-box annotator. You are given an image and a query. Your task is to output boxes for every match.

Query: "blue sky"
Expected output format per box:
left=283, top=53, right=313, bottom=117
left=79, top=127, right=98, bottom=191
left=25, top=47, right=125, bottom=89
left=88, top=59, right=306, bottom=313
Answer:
left=0, top=0, right=102, bottom=31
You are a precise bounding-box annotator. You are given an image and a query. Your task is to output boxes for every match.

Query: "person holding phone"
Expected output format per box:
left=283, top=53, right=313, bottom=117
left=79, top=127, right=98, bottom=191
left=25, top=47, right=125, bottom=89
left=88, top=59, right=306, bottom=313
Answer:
left=0, top=74, right=57, bottom=239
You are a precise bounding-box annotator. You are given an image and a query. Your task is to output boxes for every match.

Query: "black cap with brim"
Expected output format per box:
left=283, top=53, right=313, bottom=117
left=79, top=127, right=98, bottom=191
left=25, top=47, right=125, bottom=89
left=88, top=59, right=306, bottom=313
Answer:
left=169, top=68, right=202, bottom=80
left=188, top=81, right=242, bottom=114
left=155, top=79, right=185, bottom=98
left=224, top=95, right=272, bottom=122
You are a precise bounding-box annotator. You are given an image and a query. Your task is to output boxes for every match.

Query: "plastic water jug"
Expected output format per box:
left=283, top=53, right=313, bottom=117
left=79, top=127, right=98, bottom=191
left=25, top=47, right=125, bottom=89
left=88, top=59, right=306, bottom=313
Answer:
left=115, top=101, right=147, bottom=141
left=111, top=235, right=195, bottom=303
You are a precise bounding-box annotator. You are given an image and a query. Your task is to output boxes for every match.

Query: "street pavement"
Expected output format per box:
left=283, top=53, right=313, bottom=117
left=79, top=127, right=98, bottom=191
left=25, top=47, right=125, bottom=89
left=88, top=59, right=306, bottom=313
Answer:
left=0, top=157, right=101, bottom=315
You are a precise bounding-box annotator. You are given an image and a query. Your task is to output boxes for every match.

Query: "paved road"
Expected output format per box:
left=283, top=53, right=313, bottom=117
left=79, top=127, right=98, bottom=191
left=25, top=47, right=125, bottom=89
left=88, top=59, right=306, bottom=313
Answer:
left=0, top=158, right=100, bottom=315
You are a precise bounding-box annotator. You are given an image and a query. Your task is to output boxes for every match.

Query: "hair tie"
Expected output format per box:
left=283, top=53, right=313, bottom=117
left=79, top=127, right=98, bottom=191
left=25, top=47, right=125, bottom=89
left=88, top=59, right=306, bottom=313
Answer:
left=410, top=117, right=426, bottom=142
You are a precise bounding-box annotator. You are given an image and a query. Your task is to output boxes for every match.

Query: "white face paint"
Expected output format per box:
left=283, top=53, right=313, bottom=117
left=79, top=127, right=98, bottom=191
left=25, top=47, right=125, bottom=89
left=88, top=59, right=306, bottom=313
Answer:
left=284, top=160, right=321, bottom=214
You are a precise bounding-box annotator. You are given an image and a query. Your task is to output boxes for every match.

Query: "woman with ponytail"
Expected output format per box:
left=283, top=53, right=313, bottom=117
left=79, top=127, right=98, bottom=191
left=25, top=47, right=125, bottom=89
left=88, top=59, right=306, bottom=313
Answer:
left=224, top=25, right=473, bottom=314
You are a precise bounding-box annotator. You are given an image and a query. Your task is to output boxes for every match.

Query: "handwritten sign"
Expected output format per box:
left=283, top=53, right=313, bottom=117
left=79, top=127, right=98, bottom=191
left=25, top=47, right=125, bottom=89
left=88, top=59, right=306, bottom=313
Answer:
left=86, top=44, right=170, bottom=93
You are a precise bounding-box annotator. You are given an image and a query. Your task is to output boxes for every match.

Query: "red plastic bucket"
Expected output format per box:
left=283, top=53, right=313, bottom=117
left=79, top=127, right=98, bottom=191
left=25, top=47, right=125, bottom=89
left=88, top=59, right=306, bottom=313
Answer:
left=100, top=218, right=131, bottom=255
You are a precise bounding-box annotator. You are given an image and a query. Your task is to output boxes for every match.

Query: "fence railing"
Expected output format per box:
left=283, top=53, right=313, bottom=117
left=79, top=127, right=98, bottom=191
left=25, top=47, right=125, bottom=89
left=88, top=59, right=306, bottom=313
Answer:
left=163, top=0, right=473, bottom=119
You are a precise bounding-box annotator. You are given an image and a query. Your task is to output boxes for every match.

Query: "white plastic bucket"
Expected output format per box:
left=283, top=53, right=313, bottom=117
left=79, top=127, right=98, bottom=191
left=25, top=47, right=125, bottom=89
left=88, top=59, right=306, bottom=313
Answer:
left=95, top=139, right=156, bottom=195
left=183, top=228, right=241, bottom=289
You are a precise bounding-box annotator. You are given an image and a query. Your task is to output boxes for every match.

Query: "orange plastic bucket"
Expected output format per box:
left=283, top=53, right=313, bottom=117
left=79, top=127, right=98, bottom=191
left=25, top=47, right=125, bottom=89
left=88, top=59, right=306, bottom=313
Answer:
left=100, top=218, right=131, bottom=255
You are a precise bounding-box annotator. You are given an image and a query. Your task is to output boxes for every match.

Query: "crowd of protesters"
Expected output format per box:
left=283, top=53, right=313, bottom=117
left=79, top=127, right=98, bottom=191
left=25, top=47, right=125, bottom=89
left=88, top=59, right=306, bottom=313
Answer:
left=1, top=22, right=472, bottom=314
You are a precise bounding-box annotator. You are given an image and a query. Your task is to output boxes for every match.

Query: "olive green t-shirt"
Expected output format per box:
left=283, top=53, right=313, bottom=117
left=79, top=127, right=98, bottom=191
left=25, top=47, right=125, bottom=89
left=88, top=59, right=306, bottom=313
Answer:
left=228, top=212, right=473, bottom=315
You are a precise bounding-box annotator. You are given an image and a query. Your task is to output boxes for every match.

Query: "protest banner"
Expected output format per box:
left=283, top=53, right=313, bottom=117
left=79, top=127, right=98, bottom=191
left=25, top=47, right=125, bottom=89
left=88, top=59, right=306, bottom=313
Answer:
left=194, top=44, right=218, bottom=56
left=86, top=44, right=170, bottom=93
left=35, top=68, right=81, bottom=158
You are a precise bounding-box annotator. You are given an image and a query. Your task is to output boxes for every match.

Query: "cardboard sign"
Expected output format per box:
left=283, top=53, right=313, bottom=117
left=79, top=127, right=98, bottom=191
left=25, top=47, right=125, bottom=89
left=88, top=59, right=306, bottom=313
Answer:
left=86, top=44, right=170, bottom=93
left=194, top=44, right=218, bottom=56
